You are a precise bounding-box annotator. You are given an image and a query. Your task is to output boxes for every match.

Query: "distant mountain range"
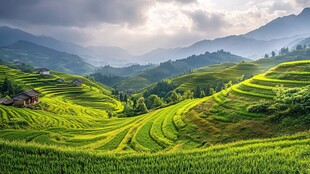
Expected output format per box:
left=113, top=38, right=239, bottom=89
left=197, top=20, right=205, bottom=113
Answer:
left=0, top=8, right=309, bottom=66
left=0, top=26, right=133, bottom=66
left=108, top=50, right=248, bottom=91
left=136, top=8, right=310, bottom=63
left=0, top=40, right=94, bottom=74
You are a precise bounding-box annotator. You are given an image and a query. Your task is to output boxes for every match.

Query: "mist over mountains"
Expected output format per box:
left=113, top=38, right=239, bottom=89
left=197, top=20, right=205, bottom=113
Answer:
left=0, top=8, right=310, bottom=67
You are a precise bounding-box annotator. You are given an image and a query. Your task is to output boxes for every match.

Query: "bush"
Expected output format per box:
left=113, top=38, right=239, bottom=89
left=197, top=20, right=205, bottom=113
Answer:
left=247, top=102, right=270, bottom=113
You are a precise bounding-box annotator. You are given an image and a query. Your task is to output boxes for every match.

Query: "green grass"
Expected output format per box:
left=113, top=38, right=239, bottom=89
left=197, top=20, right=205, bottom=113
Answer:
left=0, top=60, right=310, bottom=173
left=178, top=60, right=310, bottom=145
left=0, top=132, right=309, bottom=173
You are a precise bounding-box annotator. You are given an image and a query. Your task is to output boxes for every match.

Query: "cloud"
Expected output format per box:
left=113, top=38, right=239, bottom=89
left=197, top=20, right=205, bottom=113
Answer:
left=295, top=0, right=310, bottom=7
left=0, top=0, right=305, bottom=55
left=269, top=1, right=295, bottom=13
left=186, top=10, right=231, bottom=35
left=157, top=0, right=197, bottom=4
left=0, top=0, right=152, bottom=27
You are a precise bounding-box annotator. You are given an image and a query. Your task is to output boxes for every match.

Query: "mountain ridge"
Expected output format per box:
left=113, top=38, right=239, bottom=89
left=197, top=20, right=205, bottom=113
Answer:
left=0, top=40, right=95, bottom=74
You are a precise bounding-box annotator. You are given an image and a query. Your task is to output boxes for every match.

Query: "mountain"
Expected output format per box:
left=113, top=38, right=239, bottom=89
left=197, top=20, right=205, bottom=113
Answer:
left=245, top=8, right=310, bottom=40
left=113, top=50, right=248, bottom=91
left=137, top=35, right=304, bottom=63
left=0, top=40, right=95, bottom=74
left=136, top=8, right=310, bottom=63
left=294, top=37, right=310, bottom=48
left=0, top=26, right=134, bottom=66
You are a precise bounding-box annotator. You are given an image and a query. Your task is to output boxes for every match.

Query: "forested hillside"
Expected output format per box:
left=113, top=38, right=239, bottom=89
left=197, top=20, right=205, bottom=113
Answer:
left=95, top=50, right=247, bottom=90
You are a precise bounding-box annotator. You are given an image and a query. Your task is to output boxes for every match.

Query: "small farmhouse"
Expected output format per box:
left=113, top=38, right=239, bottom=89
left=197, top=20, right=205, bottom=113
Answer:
left=0, top=98, right=14, bottom=106
left=37, top=68, right=50, bottom=75
left=72, top=79, right=82, bottom=86
left=12, top=89, right=40, bottom=107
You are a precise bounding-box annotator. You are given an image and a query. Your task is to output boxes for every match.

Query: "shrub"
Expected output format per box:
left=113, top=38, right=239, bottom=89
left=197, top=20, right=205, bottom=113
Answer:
left=247, top=102, right=270, bottom=113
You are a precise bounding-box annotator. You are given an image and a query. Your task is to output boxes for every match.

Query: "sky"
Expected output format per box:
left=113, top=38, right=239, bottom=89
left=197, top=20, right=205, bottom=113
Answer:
left=0, top=0, right=309, bottom=55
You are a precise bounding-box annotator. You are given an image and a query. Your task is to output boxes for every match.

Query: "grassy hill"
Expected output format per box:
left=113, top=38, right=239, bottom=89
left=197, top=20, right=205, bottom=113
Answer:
left=0, top=40, right=95, bottom=74
left=171, top=47, right=310, bottom=92
left=0, top=65, right=122, bottom=130
left=106, top=50, right=247, bottom=91
left=0, top=60, right=309, bottom=173
left=0, top=60, right=309, bottom=150
left=180, top=60, right=310, bottom=145
left=0, top=132, right=309, bottom=173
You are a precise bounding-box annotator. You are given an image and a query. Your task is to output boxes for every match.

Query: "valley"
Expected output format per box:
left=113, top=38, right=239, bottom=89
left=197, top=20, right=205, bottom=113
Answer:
left=0, top=4, right=310, bottom=173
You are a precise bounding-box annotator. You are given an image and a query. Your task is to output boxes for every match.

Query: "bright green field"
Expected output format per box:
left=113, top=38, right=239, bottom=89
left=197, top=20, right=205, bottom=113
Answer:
left=173, top=50, right=310, bottom=91
left=0, top=60, right=310, bottom=173
left=0, top=132, right=309, bottom=173
left=181, top=60, right=310, bottom=145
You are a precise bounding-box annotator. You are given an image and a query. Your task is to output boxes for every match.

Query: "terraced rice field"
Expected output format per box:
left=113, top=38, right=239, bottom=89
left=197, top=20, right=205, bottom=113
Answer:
left=178, top=60, right=310, bottom=145
left=0, top=97, right=210, bottom=152
left=1, top=131, right=309, bottom=173
left=230, top=60, right=310, bottom=99
left=0, top=60, right=309, bottom=154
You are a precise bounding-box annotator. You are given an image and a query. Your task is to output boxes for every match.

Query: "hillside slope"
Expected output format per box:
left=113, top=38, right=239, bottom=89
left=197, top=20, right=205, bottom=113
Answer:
left=171, top=47, right=310, bottom=92
left=181, top=60, right=310, bottom=144
left=0, top=40, right=95, bottom=74
left=114, top=50, right=247, bottom=91
left=0, top=65, right=122, bottom=130
left=0, top=60, right=309, bottom=153
left=1, top=132, right=309, bottom=173
left=245, top=8, right=310, bottom=40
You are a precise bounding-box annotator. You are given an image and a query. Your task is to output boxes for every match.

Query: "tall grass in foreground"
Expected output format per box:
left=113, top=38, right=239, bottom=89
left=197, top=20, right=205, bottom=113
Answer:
left=0, top=132, right=309, bottom=173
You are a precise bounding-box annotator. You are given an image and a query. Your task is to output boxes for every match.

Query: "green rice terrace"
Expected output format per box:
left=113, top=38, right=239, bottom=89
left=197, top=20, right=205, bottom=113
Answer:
left=0, top=60, right=309, bottom=173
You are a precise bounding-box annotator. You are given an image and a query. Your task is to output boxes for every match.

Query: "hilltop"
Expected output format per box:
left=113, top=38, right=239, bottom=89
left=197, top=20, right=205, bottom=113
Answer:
left=104, top=50, right=247, bottom=91
left=169, top=46, right=310, bottom=92
left=0, top=40, right=95, bottom=74
left=2, top=8, right=310, bottom=66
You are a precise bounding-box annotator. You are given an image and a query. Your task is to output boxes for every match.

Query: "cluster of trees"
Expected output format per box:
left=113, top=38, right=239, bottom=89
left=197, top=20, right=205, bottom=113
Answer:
left=247, top=85, right=309, bottom=122
left=193, top=80, right=233, bottom=98
left=112, top=89, right=129, bottom=103
left=119, top=79, right=240, bottom=117
left=0, top=59, right=34, bottom=73
left=295, top=44, right=308, bottom=50
left=89, top=73, right=124, bottom=87
left=0, top=77, right=24, bottom=97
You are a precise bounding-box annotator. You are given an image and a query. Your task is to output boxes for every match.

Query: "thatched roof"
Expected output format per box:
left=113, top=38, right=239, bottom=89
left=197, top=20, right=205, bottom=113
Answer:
left=12, top=89, right=41, bottom=101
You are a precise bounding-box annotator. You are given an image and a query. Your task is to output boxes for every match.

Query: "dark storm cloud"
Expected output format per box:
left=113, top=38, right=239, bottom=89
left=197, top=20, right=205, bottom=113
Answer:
left=186, top=10, right=231, bottom=33
left=0, top=0, right=152, bottom=27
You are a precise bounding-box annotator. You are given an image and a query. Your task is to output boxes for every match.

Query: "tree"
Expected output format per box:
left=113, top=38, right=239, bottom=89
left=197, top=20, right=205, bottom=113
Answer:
left=279, top=47, right=289, bottom=55
left=147, top=94, right=163, bottom=109
left=210, top=88, right=216, bottom=95
left=271, top=51, right=276, bottom=57
left=123, top=93, right=128, bottom=103
left=1, top=77, right=9, bottom=94
left=1, top=77, right=23, bottom=96
left=215, top=81, right=224, bottom=92
left=296, top=44, right=303, bottom=50
left=183, top=90, right=194, bottom=99
left=227, top=81, right=233, bottom=88
left=135, top=97, right=148, bottom=115
left=168, top=91, right=181, bottom=103
left=264, top=54, right=269, bottom=58
left=205, top=84, right=211, bottom=96
left=194, top=86, right=201, bottom=98
left=119, top=92, right=123, bottom=102
left=123, top=100, right=135, bottom=117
